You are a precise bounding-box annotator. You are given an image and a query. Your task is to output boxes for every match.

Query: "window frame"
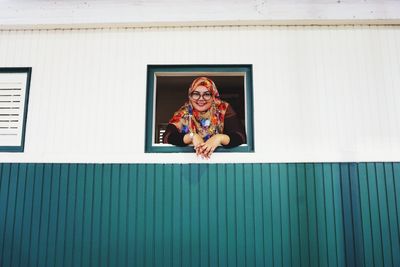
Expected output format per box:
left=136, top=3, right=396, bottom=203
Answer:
left=145, top=64, right=254, bottom=153
left=0, top=67, right=32, bottom=152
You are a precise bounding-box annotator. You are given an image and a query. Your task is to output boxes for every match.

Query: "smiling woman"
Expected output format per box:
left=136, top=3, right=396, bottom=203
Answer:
left=145, top=64, right=254, bottom=154
left=163, top=77, right=246, bottom=158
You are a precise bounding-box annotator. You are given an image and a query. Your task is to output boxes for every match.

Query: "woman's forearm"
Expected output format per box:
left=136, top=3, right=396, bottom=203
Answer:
left=182, top=133, right=230, bottom=147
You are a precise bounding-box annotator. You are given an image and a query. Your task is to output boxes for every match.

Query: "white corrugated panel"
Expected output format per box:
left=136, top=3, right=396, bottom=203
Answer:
left=0, top=25, right=399, bottom=163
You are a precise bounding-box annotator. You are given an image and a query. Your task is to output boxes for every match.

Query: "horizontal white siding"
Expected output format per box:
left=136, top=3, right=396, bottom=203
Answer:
left=1, top=0, right=400, bottom=29
left=0, top=25, right=400, bottom=163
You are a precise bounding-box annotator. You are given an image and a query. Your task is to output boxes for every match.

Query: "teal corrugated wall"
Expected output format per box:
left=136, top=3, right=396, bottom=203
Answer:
left=0, top=163, right=399, bottom=267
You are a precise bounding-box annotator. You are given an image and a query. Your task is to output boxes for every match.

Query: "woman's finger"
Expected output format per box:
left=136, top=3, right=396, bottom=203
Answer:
left=195, top=142, right=205, bottom=150
left=195, top=146, right=201, bottom=156
left=207, top=147, right=215, bottom=158
left=203, top=145, right=213, bottom=157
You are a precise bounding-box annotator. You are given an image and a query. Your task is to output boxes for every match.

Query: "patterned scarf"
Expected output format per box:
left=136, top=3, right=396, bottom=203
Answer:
left=169, top=77, right=229, bottom=141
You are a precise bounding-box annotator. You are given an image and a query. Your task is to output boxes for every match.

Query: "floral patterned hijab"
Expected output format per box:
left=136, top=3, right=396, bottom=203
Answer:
left=169, top=77, right=229, bottom=141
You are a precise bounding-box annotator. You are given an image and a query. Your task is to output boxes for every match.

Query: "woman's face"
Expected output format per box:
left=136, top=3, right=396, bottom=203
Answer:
left=189, top=85, right=213, bottom=112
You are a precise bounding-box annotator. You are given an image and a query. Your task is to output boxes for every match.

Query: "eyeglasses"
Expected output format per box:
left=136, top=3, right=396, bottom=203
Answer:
left=190, top=91, right=212, bottom=101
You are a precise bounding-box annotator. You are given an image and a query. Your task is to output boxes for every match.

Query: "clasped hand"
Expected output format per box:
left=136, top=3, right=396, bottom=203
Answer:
left=193, top=134, right=223, bottom=159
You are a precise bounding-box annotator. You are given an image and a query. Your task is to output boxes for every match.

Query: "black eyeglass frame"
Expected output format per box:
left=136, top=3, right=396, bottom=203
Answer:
left=189, top=91, right=213, bottom=101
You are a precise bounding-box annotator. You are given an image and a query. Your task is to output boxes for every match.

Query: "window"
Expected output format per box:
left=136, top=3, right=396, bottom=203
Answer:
left=0, top=68, right=32, bottom=152
left=145, top=65, right=254, bottom=153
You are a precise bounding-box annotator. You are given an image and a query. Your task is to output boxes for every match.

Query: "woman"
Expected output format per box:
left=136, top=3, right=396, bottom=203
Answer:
left=163, top=77, right=246, bottom=158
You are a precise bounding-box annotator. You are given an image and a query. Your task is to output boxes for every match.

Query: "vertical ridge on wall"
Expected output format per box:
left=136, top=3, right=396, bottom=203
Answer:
left=0, top=163, right=400, bottom=267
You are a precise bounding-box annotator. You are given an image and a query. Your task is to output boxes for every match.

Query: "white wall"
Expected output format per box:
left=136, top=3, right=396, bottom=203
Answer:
left=1, top=25, right=400, bottom=163
left=1, top=0, right=400, bottom=29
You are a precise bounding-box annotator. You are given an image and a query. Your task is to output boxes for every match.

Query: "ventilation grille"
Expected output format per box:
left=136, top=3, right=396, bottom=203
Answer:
left=157, top=123, right=168, bottom=143
left=0, top=71, right=29, bottom=149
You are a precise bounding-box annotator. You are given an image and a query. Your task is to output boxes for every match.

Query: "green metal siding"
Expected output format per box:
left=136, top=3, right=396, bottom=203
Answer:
left=0, top=163, right=399, bottom=267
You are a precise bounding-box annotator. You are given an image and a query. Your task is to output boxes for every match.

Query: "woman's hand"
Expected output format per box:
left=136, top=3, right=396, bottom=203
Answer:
left=192, top=134, right=204, bottom=155
left=197, top=134, right=230, bottom=159
left=184, top=133, right=204, bottom=156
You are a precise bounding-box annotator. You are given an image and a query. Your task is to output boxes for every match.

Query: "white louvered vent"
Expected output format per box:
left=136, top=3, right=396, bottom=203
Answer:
left=0, top=70, right=30, bottom=150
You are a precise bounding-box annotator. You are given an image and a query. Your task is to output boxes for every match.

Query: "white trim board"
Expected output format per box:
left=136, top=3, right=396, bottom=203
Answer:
left=0, top=0, right=400, bottom=30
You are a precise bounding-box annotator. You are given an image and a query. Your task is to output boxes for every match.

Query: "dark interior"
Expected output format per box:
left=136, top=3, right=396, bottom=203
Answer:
left=155, top=75, right=245, bottom=143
